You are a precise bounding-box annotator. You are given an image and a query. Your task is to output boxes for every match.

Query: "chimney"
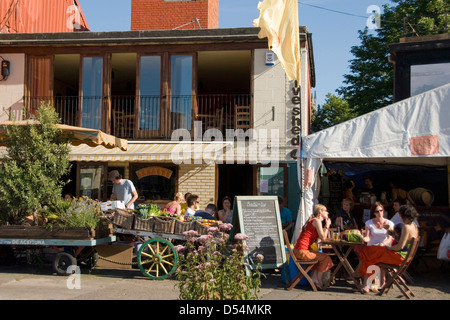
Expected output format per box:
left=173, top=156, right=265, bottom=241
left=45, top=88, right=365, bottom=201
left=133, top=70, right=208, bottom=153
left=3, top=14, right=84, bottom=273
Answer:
left=131, top=0, right=219, bottom=31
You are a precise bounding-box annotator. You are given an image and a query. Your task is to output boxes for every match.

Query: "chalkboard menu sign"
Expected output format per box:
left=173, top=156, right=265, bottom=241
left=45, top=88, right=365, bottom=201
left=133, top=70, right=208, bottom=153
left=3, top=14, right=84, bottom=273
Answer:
left=232, top=196, right=286, bottom=270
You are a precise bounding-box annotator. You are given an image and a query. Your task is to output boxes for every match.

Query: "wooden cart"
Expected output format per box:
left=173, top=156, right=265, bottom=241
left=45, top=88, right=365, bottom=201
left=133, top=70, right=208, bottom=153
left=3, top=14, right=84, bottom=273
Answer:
left=113, top=227, right=184, bottom=280
left=0, top=236, right=116, bottom=275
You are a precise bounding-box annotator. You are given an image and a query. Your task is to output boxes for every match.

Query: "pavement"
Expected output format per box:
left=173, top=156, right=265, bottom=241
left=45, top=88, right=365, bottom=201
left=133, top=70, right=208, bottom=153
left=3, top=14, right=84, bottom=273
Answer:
left=0, top=259, right=449, bottom=301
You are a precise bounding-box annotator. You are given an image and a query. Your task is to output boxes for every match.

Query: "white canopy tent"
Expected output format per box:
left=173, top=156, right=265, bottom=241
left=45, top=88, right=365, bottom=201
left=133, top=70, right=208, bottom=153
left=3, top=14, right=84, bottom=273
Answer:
left=292, top=83, right=450, bottom=243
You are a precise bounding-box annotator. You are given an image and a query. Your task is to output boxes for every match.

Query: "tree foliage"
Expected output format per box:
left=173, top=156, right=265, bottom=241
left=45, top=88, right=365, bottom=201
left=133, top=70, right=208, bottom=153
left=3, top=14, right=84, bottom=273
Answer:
left=338, top=0, right=449, bottom=116
left=311, top=93, right=357, bottom=132
left=0, top=103, right=71, bottom=224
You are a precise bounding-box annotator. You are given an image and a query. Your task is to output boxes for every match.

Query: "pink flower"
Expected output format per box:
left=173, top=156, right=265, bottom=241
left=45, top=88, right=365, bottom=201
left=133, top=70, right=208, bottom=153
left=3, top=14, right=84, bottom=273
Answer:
left=256, top=254, right=264, bottom=261
left=174, top=245, right=185, bottom=252
left=234, top=233, right=248, bottom=241
left=218, top=222, right=233, bottom=231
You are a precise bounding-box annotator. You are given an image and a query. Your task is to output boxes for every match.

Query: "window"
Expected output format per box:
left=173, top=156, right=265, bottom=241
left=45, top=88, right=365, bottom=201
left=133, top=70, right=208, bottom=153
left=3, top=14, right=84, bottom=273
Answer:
left=139, top=56, right=161, bottom=131
left=257, top=166, right=286, bottom=198
left=79, top=163, right=105, bottom=200
left=130, top=164, right=177, bottom=202
left=81, top=57, right=103, bottom=129
left=170, top=55, right=193, bottom=130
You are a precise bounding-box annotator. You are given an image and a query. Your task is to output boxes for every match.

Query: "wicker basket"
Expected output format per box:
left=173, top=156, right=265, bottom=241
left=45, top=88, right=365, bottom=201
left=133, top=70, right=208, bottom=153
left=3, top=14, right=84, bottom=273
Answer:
left=173, top=219, right=195, bottom=235
left=134, top=216, right=155, bottom=231
left=194, top=220, right=210, bottom=235
left=113, top=209, right=135, bottom=229
left=153, top=217, right=175, bottom=234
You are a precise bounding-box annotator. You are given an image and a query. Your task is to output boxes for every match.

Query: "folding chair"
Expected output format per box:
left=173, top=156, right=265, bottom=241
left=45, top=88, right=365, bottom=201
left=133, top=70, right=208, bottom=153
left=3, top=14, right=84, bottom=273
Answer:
left=282, top=230, right=319, bottom=291
left=377, top=236, right=420, bottom=299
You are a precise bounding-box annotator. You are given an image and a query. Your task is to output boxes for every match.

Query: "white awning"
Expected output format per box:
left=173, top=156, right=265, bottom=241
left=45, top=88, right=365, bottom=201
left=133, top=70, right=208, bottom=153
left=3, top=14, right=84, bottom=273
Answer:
left=69, top=141, right=232, bottom=163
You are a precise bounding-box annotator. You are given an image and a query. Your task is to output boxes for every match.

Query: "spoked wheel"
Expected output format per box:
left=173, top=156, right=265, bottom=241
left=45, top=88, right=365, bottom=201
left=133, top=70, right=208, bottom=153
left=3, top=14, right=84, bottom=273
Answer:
left=53, top=252, right=77, bottom=276
left=137, top=238, right=178, bottom=280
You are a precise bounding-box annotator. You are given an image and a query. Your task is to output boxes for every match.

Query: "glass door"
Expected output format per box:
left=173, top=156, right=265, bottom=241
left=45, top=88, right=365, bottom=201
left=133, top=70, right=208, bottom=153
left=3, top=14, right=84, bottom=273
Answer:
left=170, top=55, right=193, bottom=131
left=81, top=56, right=103, bottom=129
left=137, top=55, right=162, bottom=137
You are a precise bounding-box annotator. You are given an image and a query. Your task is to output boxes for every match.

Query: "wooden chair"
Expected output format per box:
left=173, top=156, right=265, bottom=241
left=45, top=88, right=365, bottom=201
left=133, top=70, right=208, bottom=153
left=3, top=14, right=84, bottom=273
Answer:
left=377, top=236, right=420, bottom=299
left=282, top=230, right=319, bottom=291
left=207, top=108, right=223, bottom=131
left=234, top=105, right=251, bottom=130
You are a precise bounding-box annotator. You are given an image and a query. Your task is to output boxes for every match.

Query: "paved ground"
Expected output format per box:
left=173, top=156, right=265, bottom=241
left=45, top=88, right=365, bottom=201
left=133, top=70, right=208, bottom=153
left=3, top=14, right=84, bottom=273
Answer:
left=0, top=260, right=448, bottom=301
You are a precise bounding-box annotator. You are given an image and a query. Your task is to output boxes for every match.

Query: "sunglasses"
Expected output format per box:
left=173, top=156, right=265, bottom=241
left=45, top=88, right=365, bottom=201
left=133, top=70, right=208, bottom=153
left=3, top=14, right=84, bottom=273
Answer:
left=375, top=209, right=383, bottom=213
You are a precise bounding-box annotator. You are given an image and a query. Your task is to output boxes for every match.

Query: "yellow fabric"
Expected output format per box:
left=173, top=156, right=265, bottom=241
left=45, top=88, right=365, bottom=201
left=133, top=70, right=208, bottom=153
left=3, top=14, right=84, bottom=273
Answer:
left=253, top=0, right=301, bottom=82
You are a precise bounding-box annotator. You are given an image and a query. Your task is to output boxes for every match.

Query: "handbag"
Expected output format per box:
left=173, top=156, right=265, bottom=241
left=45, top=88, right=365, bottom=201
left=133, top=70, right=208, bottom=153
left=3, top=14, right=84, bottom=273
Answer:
left=437, top=232, right=450, bottom=261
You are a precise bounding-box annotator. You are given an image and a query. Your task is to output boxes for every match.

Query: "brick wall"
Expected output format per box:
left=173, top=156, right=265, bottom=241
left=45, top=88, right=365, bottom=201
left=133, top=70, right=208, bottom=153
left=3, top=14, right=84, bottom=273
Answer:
left=131, top=0, right=219, bottom=31
left=177, top=163, right=217, bottom=210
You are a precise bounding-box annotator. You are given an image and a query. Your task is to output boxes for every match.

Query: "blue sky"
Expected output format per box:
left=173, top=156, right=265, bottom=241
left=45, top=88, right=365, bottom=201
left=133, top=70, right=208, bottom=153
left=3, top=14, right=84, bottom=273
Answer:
left=78, top=0, right=390, bottom=107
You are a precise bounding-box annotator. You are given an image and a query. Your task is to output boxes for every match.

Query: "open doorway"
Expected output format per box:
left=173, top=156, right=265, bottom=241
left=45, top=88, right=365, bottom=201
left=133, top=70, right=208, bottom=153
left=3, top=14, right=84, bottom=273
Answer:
left=217, top=164, right=254, bottom=211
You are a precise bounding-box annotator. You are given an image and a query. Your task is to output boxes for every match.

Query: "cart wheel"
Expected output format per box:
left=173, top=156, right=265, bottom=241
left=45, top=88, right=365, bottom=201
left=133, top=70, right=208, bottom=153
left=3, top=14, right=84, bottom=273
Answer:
left=137, top=238, right=178, bottom=280
left=53, top=252, right=77, bottom=276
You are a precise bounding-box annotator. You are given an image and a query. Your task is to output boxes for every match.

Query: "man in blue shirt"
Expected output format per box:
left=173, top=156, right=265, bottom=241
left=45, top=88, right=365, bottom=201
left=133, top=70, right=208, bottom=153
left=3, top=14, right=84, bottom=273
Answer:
left=278, top=196, right=293, bottom=230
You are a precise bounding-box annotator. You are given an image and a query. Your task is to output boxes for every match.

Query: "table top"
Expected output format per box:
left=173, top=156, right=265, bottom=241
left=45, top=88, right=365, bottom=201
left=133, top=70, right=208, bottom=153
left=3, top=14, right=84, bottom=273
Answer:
left=321, top=239, right=365, bottom=246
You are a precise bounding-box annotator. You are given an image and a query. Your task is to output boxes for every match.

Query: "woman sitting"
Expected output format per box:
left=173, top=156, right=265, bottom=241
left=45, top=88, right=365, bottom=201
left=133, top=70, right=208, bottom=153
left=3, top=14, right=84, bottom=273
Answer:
left=163, top=192, right=183, bottom=216
left=335, top=198, right=358, bottom=230
left=358, top=205, right=419, bottom=294
left=293, top=204, right=334, bottom=290
left=363, top=202, right=394, bottom=246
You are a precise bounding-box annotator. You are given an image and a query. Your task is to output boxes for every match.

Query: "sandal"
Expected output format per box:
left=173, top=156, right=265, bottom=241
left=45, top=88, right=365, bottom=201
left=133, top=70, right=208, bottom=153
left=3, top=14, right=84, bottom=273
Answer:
left=361, top=286, right=370, bottom=294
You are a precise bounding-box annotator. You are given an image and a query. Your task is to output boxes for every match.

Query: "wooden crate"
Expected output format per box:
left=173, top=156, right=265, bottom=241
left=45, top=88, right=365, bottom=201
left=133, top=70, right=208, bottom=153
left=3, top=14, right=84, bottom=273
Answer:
left=173, top=219, right=195, bottom=235
left=0, top=225, right=95, bottom=240
left=113, top=209, right=135, bottom=229
left=134, top=216, right=155, bottom=231
left=153, top=217, right=175, bottom=234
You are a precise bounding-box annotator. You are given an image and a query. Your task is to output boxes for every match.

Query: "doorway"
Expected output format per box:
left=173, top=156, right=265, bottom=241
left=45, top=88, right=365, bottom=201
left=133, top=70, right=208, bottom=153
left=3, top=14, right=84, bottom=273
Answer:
left=217, top=164, right=254, bottom=210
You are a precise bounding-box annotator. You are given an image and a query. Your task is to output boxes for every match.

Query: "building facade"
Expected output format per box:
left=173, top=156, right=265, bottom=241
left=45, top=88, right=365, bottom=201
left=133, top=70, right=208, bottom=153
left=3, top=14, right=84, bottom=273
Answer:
left=389, top=33, right=450, bottom=102
left=0, top=27, right=315, bottom=214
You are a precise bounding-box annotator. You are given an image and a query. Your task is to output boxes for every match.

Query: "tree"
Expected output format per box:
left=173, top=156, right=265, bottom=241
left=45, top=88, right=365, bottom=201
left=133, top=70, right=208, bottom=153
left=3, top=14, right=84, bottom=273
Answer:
left=338, top=0, right=450, bottom=116
left=0, top=103, right=71, bottom=224
left=311, top=93, right=357, bottom=132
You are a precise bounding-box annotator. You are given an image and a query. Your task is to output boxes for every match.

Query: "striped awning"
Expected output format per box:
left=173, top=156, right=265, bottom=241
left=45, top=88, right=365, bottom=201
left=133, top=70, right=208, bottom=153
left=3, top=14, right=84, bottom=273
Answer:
left=0, top=120, right=127, bottom=151
left=69, top=141, right=232, bottom=162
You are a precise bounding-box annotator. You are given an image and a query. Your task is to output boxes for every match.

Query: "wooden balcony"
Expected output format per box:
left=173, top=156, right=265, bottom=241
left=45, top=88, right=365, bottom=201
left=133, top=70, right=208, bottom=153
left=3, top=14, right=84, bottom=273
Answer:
left=23, top=94, right=253, bottom=140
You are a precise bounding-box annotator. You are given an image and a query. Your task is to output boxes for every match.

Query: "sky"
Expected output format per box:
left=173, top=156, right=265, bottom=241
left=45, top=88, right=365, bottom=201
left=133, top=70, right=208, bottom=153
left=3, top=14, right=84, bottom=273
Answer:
left=78, top=0, right=391, bottom=107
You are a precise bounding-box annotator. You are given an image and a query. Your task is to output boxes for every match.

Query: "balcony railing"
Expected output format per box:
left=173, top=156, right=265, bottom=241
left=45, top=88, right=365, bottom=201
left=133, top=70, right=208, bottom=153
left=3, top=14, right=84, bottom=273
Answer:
left=23, top=94, right=252, bottom=140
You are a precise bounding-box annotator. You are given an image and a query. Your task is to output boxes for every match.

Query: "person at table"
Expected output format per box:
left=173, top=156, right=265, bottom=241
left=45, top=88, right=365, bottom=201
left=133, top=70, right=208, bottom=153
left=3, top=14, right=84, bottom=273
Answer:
left=184, top=194, right=200, bottom=219
left=218, top=196, right=233, bottom=223
left=363, top=202, right=394, bottom=246
left=163, top=192, right=183, bottom=216
left=293, top=204, right=334, bottom=290
left=358, top=204, right=419, bottom=294
left=194, top=203, right=217, bottom=220
left=335, top=198, right=358, bottom=231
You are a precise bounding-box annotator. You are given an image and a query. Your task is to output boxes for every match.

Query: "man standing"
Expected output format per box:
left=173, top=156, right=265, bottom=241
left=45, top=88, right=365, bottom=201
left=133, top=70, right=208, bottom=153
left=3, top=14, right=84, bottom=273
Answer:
left=108, top=170, right=138, bottom=210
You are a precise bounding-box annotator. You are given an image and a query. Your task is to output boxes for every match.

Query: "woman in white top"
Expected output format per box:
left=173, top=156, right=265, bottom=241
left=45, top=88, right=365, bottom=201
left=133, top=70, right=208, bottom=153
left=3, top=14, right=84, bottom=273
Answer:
left=363, top=202, right=394, bottom=246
